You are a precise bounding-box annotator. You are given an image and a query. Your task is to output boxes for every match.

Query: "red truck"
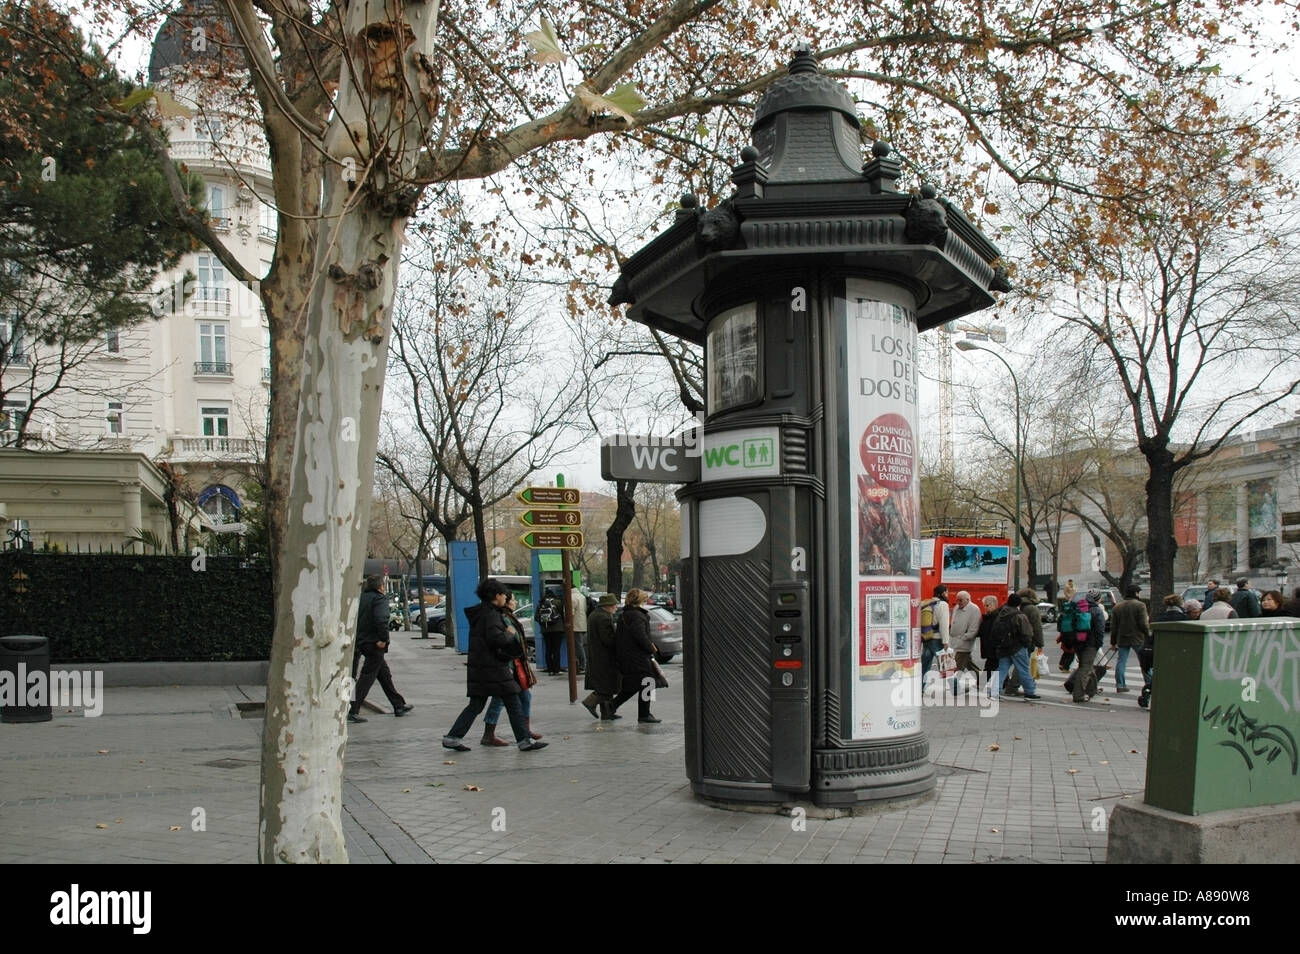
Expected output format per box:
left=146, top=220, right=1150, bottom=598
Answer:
left=918, top=535, right=1012, bottom=612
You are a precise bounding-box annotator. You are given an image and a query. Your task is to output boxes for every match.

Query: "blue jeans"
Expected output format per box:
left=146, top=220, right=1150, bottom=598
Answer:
left=1115, top=646, right=1131, bottom=689
left=921, top=638, right=943, bottom=679
left=486, top=688, right=531, bottom=725
left=447, top=693, right=528, bottom=744
left=997, top=648, right=1037, bottom=696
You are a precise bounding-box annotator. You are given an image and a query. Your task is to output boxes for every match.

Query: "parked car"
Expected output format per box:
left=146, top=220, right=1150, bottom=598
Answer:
left=1036, top=601, right=1058, bottom=623
left=646, top=606, right=682, bottom=663
left=649, top=591, right=676, bottom=611
left=410, top=601, right=447, bottom=634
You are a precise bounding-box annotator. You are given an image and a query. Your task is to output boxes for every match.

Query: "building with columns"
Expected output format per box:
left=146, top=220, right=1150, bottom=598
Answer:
left=1036, top=414, right=1300, bottom=593
left=0, top=0, right=270, bottom=547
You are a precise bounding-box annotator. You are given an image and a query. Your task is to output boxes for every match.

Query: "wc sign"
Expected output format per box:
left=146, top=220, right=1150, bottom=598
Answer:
left=600, top=431, right=701, bottom=483
left=700, top=427, right=780, bottom=482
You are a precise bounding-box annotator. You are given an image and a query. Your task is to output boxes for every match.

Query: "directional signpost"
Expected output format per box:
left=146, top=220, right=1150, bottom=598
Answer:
left=516, top=486, right=580, bottom=506
left=519, top=509, right=582, bottom=528
left=519, top=530, right=584, bottom=549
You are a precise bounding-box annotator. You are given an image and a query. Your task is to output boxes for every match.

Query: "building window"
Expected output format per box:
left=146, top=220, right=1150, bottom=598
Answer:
left=208, top=185, right=231, bottom=232
left=105, top=329, right=121, bottom=354
left=196, top=322, right=230, bottom=374
left=106, top=400, right=125, bottom=435
left=1, top=398, right=27, bottom=440
left=1, top=316, right=27, bottom=366
left=199, top=115, right=225, bottom=142
left=199, top=485, right=240, bottom=525
left=259, top=199, right=277, bottom=240
left=196, top=254, right=227, bottom=309
left=200, top=405, right=230, bottom=438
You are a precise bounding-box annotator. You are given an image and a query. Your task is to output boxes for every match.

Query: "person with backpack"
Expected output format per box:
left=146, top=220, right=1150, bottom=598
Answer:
left=1054, top=595, right=1086, bottom=673
left=1067, top=590, right=1107, bottom=704
left=919, top=585, right=950, bottom=682
left=992, top=594, right=1039, bottom=699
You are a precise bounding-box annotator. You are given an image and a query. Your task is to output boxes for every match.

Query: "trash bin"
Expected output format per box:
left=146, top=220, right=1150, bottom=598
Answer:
left=0, top=634, right=52, bottom=723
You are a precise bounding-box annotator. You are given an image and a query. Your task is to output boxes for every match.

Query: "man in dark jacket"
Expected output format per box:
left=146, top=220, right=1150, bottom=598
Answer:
left=442, top=578, right=548, bottom=751
left=609, top=589, right=660, bottom=723
left=993, top=594, right=1040, bottom=700
left=582, top=593, right=621, bottom=720
left=1109, top=585, right=1150, bottom=692
left=349, top=575, right=411, bottom=723
left=1231, top=578, right=1261, bottom=619
left=1004, top=586, right=1046, bottom=693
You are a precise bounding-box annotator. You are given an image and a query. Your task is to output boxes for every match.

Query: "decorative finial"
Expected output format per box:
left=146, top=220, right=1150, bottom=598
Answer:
left=920, top=183, right=938, bottom=199
left=740, top=145, right=759, bottom=163
left=871, top=140, right=891, bottom=158
left=680, top=194, right=698, bottom=209
left=789, top=44, right=817, bottom=75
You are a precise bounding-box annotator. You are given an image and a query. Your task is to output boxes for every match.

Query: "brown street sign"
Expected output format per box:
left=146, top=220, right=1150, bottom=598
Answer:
left=519, top=509, right=583, bottom=527
left=516, top=487, right=581, bottom=505
left=520, top=531, right=585, bottom=549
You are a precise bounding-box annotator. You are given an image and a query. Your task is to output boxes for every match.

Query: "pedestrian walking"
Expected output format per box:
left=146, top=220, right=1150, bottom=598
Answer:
left=442, top=578, right=548, bottom=752
left=1231, top=578, right=1261, bottom=619
left=949, top=590, right=982, bottom=678
left=977, top=594, right=1000, bottom=687
left=1067, top=590, right=1106, bottom=704
left=1200, top=588, right=1238, bottom=620
left=480, top=592, right=542, bottom=746
left=570, top=586, right=588, bottom=673
left=609, top=589, right=661, bottom=723
left=919, top=584, right=950, bottom=682
left=582, top=593, right=621, bottom=720
left=992, top=593, right=1040, bottom=700
left=348, top=575, right=412, bottom=724
left=1108, top=585, right=1150, bottom=693
left=1260, top=590, right=1289, bottom=617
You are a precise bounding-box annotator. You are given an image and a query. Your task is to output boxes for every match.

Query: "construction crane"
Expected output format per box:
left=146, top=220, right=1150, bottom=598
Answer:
left=936, top=320, right=1006, bottom=474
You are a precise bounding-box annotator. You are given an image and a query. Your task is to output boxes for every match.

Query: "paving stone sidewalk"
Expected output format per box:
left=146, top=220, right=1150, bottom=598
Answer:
left=0, top=635, right=1152, bottom=863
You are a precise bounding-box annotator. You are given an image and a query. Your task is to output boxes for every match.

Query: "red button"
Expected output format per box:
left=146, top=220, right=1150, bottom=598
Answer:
left=774, top=660, right=802, bottom=670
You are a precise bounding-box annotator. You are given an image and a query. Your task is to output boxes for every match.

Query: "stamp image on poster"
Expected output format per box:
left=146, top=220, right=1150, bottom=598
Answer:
left=868, top=629, right=891, bottom=660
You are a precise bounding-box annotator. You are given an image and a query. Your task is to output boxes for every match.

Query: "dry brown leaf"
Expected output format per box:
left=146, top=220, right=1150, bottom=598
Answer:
left=1067, top=768, right=1080, bottom=774
left=115, top=818, right=123, bottom=824
left=464, top=784, right=482, bottom=791
left=96, top=749, right=109, bottom=755
left=988, top=743, right=1000, bottom=751
left=1069, top=750, right=1078, bottom=755
left=1100, top=760, right=1110, bottom=765
left=1013, top=736, right=1022, bottom=740
left=169, top=825, right=181, bottom=831
left=1129, top=749, right=1139, bottom=754
left=401, top=788, right=411, bottom=793
left=990, top=827, right=1000, bottom=833
left=95, top=823, right=108, bottom=829
left=443, top=760, right=455, bottom=765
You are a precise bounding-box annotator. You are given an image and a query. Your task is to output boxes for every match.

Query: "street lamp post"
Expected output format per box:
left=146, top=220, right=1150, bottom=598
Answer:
left=956, top=339, right=1023, bottom=591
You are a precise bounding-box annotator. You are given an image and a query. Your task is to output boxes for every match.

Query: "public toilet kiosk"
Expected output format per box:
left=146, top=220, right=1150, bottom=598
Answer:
left=608, top=46, right=1010, bottom=807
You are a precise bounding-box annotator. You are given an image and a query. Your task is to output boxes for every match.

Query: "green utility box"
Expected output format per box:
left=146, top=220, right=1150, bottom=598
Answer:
left=1145, top=620, right=1299, bottom=815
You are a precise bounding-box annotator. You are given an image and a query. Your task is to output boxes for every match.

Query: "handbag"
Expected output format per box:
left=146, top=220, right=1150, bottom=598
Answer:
left=513, top=656, right=537, bottom=690
left=937, top=647, right=956, bottom=678
left=649, top=657, right=669, bottom=689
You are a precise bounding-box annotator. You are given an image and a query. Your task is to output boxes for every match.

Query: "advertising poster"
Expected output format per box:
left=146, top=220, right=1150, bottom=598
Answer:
left=940, top=542, right=1010, bottom=585
left=845, top=282, right=921, bottom=741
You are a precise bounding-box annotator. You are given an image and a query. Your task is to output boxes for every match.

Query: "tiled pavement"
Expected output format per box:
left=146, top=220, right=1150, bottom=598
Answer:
left=0, top=636, right=1153, bottom=863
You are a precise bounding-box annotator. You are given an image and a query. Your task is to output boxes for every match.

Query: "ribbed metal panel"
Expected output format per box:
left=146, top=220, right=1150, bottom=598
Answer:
left=699, top=558, right=772, bottom=781
left=783, top=428, right=808, bottom=473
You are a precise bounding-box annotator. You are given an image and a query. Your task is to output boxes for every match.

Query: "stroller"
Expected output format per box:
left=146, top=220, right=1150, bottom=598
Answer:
left=1063, top=647, right=1117, bottom=697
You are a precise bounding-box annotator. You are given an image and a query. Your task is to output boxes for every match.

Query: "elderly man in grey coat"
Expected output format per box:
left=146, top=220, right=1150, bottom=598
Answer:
left=949, top=590, right=983, bottom=682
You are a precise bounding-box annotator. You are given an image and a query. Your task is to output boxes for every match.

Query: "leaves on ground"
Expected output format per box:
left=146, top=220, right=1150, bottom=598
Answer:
left=464, top=784, right=482, bottom=791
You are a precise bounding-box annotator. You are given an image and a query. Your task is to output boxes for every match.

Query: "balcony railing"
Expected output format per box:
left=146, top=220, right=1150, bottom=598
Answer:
left=194, top=361, right=233, bottom=376
left=172, top=436, right=259, bottom=457
left=2, top=352, right=29, bottom=366
left=210, top=216, right=233, bottom=232
left=259, top=225, right=276, bottom=241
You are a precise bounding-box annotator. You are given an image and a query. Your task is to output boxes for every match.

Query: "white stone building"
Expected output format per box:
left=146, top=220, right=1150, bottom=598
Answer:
left=1, top=0, right=271, bottom=542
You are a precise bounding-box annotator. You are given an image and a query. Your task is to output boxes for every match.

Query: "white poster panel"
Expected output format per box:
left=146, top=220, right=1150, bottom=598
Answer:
left=846, top=280, right=922, bottom=741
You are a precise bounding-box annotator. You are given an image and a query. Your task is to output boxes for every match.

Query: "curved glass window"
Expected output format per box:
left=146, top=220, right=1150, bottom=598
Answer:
left=706, top=302, right=760, bottom=416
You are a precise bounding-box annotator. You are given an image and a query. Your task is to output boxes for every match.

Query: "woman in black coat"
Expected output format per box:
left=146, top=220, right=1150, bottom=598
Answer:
left=609, top=589, right=661, bottom=723
left=442, top=578, right=548, bottom=752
